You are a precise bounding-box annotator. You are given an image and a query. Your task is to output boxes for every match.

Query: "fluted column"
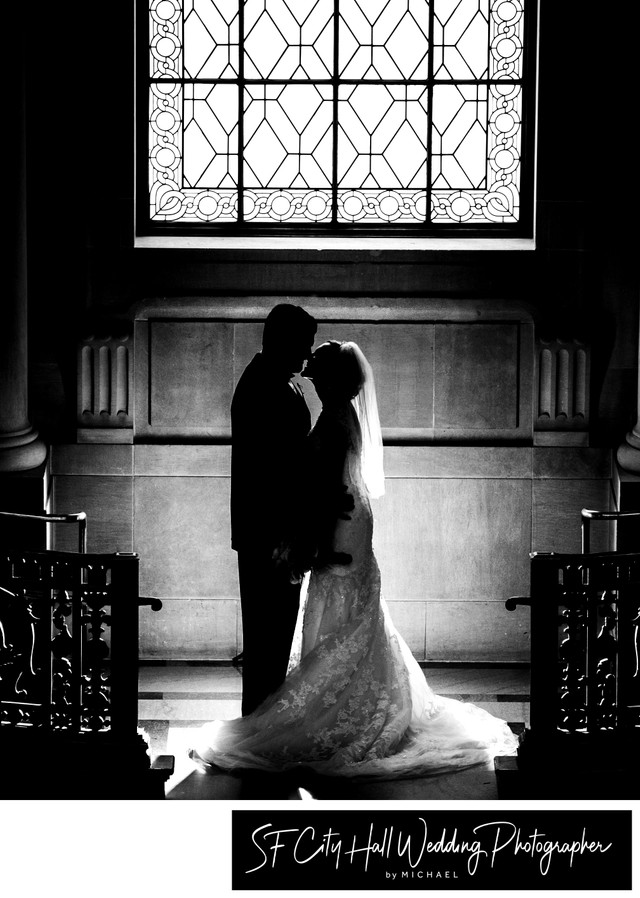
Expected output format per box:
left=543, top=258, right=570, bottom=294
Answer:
left=616, top=300, right=640, bottom=474
left=0, top=11, right=46, bottom=472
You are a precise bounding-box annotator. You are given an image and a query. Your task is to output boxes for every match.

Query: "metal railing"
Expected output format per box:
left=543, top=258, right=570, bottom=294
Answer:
left=581, top=508, right=640, bottom=554
left=521, top=549, right=640, bottom=745
left=0, top=510, right=87, bottom=553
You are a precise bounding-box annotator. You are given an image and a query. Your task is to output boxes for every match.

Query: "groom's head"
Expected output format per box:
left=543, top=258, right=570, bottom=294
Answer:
left=262, top=304, right=317, bottom=377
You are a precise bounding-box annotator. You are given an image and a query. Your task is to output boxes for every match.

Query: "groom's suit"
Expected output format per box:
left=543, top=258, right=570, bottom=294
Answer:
left=231, top=352, right=312, bottom=715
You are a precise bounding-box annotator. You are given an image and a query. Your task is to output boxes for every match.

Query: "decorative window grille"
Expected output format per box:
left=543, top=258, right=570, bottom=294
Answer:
left=142, top=0, right=535, bottom=234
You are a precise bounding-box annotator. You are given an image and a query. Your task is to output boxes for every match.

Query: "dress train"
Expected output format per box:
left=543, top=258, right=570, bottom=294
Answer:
left=190, top=406, right=519, bottom=779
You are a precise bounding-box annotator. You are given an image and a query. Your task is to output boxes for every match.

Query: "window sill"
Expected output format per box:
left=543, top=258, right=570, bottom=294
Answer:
left=134, top=235, right=536, bottom=252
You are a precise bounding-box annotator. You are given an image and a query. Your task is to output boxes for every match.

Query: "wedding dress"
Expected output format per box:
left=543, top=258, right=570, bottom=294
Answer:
left=190, top=389, right=519, bottom=779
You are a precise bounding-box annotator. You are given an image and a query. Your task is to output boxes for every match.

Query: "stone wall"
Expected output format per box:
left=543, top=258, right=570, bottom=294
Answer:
left=50, top=442, right=612, bottom=663
left=50, top=297, right=614, bottom=663
left=129, top=297, right=534, bottom=443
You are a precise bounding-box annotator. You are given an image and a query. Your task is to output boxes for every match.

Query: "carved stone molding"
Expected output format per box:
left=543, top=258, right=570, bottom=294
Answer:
left=534, top=337, right=590, bottom=446
left=132, top=296, right=535, bottom=444
left=77, top=335, right=133, bottom=443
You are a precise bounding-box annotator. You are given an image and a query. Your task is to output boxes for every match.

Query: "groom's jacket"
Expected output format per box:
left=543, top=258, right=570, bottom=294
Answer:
left=231, top=352, right=312, bottom=554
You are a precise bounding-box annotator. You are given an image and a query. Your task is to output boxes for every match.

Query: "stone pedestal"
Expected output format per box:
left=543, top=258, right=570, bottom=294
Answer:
left=617, top=440, right=640, bottom=476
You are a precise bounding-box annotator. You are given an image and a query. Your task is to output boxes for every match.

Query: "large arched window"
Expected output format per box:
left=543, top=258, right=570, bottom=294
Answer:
left=139, top=0, right=536, bottom=237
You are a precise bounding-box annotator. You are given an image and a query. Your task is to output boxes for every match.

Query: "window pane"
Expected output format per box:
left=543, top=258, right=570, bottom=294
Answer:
left=490, top=0, right=524, bottom=80
left=433, top=0, right=490, bottom=80
left=244, top=0, right=333, bottom=79
left=337, top=84, right=428, bottom=223
left=183, top=0, right=239, bottom=78
left=150, top=0, right=183, bottom=78
left=243, top=83, right=333, bottom=222
left=339, top=0, right=430, bottom=80
left=145, top=0, right=530, bottom=231
left=431, top=83, right=521, bottom=222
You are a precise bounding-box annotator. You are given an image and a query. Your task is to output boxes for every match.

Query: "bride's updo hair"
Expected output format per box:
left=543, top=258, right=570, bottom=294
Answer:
left=311, top=340, right=385, bottom=498
left=314, top=340, right=365, bottom=400
left=338, top=342, right=366, bottom=399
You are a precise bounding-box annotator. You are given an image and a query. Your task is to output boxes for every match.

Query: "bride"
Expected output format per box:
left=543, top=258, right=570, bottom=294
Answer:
left=190, top=341, right=518, bottom=779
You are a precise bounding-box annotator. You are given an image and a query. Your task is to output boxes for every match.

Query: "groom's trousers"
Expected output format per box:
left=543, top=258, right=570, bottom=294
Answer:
left=237, top=549, right=301, bottom=716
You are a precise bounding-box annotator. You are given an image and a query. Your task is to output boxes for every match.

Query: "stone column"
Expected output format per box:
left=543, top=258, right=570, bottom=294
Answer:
left=0, top=13, right=46, bottom=472
left=616, top=300, right=640, bottom=474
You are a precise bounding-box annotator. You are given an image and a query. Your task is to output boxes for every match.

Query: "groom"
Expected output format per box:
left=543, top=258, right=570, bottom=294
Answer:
left=231, top=304, right=317, bottom=716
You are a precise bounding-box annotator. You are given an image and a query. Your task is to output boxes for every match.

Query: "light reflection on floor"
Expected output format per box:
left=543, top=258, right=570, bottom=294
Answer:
left=138, top=663, right=529, bottom=800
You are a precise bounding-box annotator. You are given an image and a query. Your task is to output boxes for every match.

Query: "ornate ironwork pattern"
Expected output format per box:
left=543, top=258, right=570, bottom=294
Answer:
left=0, top=553, right=129, bottom=736
left=51, top=584, right=75, bottom=730
left=594, top=592, right=618, bottom=730
left=147, top=0, right=528, bottom=228
left=557, top=595, right=588, bottom=733
left=0, top=562, right=48, bottom=728
left=530, top=554, right=640, bottom=738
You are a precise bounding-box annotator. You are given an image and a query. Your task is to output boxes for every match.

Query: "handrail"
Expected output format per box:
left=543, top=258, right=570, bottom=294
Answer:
left=581, top=507, right=640, bottom=554
left=505, top=595, right=531, bottom=610
left=0, top=510, right=87, bottom=553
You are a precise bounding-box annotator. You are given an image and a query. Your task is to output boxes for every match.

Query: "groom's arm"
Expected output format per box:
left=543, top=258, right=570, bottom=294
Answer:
left=298, top=427, right=354, bottom=572
left=313, top=483, right=353, bottom=567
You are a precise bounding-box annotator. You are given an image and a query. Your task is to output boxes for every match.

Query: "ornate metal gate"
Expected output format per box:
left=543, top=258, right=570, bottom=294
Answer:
left=0, top=547, right=170, bottom=798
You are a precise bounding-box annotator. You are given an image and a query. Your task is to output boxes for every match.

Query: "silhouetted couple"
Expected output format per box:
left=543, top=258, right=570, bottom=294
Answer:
left=189, top=304, right=517, bottom=779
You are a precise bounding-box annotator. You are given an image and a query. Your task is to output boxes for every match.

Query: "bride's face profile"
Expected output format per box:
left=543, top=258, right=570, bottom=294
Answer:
left=304, top=341, right=364, bottom=405
left=303, top=341, right=344, bottom=403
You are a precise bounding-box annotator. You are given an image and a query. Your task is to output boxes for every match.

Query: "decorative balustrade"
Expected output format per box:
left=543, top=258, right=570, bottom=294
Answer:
left=78, top=310, right=586, bottom=446
left=0, top=547, right=170, bottom=797
left=524, top=551, right=640, bottom=739
left=501, top=542, right=640, bottom=796
left=77, top=314, right=591, bottom=445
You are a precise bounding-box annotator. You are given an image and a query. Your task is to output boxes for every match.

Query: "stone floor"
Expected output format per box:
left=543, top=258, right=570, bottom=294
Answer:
left=138, top=662, right=529, bottom=800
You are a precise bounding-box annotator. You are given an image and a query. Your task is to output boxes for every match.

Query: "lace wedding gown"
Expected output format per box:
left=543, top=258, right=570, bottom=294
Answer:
left=190, top=407, right=518, bottom=779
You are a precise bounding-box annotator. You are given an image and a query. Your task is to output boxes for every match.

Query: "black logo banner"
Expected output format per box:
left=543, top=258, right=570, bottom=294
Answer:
left=232, top=809, right=631, bottom=890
